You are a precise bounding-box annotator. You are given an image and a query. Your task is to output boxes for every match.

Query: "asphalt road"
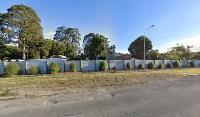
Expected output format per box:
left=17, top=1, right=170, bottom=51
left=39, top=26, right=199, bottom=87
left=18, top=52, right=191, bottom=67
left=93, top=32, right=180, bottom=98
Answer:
left=1, top=76, right=200, bottom=117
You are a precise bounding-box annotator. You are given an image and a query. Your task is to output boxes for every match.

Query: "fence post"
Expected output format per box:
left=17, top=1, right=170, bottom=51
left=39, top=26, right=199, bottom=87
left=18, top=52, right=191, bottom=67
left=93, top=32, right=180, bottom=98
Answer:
left=46, top=60, right=48, bottom=74
left=25, top=60, right=27, bottom=75
left=95, top=60, right=97, bottom=71
left=63, top=61, right=66, bottom=72
left=107, top=59, right=110, bottom=70
left=133, top=59, right=136, bottom=70
left=3, top=61, right=6, bottom=74
left=80, top=60, right=82, bottom=72
left=123, top=60, right=125, bottom=70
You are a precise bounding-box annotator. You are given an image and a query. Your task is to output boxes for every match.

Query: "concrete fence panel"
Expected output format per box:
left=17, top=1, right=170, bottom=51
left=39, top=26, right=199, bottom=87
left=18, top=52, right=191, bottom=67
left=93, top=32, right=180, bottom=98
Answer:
left=124, top=60, right=134, bottom=70
left=47, top=59, right=65, bottom=72
left=0, top=62, right=4, bottom=75
left=109, top=60, right=124, bottom=70
left=81, top=60, right=96, bottom=72
left=27, top=60, right=47, bottom=74
left=65, top=61, right=81, bottom=72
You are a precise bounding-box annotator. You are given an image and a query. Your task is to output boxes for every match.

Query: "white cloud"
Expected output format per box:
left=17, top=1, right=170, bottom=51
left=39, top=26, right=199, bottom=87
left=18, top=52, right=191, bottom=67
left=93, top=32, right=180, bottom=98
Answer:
left=158, top=35, right=200, bottom=52
left=44, top=31, right=54, bottom=39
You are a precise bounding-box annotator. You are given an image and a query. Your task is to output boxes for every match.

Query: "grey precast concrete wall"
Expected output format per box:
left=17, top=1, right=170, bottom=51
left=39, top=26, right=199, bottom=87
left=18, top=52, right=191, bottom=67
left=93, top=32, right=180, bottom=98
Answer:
left=109, top=60, right=124, bottom=70
left=27, top=60, right=47, bottom=74
left=0, top=59, right=200, bottom=75
left=65, top=61, right=81, bottom=72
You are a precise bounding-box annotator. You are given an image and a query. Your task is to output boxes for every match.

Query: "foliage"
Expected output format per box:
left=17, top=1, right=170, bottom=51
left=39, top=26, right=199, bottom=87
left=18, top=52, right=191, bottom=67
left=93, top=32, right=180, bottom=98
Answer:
left=173, top=61, right=180, bottom=68
left=146, top=49, right=160, bottom=60
left=126, top=62, right=131, bottom=70
left=138, top=63, right=144, bottom=69
left=40, top=39, right=53, bottom=59
left=83, top=33, right=111, bottom=59
left=4, top=62, right=20, bottom=77
left=1, top=45, right=21, bottom=60
left=0, top=4, right=44, bottom=59
left=166, top=63, right=172, bottom=68
left=108, top=45, right=116, bottom=55
left=70, top=63, right=77, bottom=72
left=53, top=27, right=81, bottom=59
left=49, top=62, right=60, bottom=74
left=164, top=44, right=188, bottom=60
left=157, top=63, right=164, bottom=69
left=28, top=66, right=39, bottom=75
left=147, top=62, right=154, bottom=69
left=128, top=35, right=153, bottom=59
left=189, top=61, right=195, bottom=67
left=50, top=41, right=66, bottom=56
left=99, top=61, right=108, bottom=71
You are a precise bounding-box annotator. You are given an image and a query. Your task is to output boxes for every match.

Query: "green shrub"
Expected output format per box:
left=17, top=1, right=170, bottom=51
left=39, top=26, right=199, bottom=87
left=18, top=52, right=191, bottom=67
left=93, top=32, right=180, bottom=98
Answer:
left=173, top=61, right=180, bottom=68
left=99, top=61, right=108, bottom=71
left=147, top=62, right=154, bottom=69
left=126, top=62, right=131, bottom=70
left=189, top=61, right=195, bottom=67
left=49, top=62, right=60, bottom=74
left=4, top=62, right=20, bottom=77
left=138, top=63, right=144, bottom=69
left=70, top=63, right=77, bottom=72
left=28, top=66, right=39, bottom=75
left=157, top=63, right=164, bottom=69
left=166, top=63, right=171, bottom=68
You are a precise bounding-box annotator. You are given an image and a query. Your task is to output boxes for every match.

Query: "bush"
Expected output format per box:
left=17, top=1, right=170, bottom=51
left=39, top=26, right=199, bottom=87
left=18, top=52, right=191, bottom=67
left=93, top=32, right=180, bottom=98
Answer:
left=147, top=62, right=154, bottom=69
left=166, top=63, right=171, bottom=68
left=189, top=61, right=195, bottom=67
left=126, top=62, right=131, bottom=70
left=157, top=63, right=164, bottom=69
left=173, top=61, right=180, bottom=68
left=49, top=62, right=60, bottom=74
left=138, top=63, right=144, bottom=69
left=28, top=66, right=39, bottom=75
left=70, top=63, right=77, bottom=72
left=4, top=62, right=20, bottom=77
left=99, top=61, right=108, bottom=71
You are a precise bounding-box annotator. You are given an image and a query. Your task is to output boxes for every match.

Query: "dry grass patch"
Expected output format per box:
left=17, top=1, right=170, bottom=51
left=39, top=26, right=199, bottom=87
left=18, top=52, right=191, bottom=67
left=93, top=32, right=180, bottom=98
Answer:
left=0, top=68, right=199, bottom=97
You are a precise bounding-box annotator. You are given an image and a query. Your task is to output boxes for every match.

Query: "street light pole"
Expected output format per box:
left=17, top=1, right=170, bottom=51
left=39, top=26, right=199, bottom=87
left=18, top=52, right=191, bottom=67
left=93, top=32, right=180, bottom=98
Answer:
left=143, top=25, right=155, bottom=69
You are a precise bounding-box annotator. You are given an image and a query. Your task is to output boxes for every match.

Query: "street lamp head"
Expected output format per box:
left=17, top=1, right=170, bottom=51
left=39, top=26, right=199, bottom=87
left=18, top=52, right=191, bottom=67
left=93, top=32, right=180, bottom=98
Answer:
left=151, top=25, right=155, bottom=28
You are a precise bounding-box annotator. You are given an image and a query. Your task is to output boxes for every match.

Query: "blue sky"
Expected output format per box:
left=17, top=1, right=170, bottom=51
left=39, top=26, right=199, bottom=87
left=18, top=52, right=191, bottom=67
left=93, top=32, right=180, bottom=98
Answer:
left=1, top=0, right=200, bottom=53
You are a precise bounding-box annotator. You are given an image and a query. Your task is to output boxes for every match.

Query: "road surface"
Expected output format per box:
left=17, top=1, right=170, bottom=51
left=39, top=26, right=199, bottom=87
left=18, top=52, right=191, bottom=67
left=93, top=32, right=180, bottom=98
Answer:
left=1, top=76, right=200, bottom=117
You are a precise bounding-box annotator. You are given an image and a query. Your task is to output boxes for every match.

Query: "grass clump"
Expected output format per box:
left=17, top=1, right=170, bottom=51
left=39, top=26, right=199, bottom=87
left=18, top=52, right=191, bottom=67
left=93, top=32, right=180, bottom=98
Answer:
left=166, top=63, right=172, bottom=68
left=28, top=66, right=39, bottom=75
left=70, top=62, right=77, bottom=72
left=157, top=63, right=164, bottom=69
left=126, top=62, right=131, bottom=70
left=138, top=63, right=144, bottom=69
left=99, top=61, right=108, bottom=71
left=189, top=61, right=195, bottom=68
left=147, top=62, right=154, bottom=69
left=173, top=61, right=180, bottom=68
left=4, top=62, right=20, bottom=77
left=49, top=62, right=60, bottom=74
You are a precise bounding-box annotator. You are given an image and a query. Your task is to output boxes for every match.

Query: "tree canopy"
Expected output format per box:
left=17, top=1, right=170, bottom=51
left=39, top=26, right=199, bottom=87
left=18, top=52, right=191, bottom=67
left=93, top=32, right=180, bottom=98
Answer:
left=83, top=33, right=113, bottom=59
left=53, top=26, right=81, bottom=59
left=0, top=4, right=44, bottom=59
left=128, top=35, right=153, bottom=59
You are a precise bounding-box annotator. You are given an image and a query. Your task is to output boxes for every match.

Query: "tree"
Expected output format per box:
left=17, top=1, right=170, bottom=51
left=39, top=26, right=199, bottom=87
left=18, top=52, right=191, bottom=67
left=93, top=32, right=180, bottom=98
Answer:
left=53, top=26, right=81, bottom=59
left=165, top=44, right=187, bottom=60
left=49, top=41, right=66, bottom=56
left=83, top=33, right=110, bottom=59
left=108, top=45, right=116, bottom=54
left=146, top=49, right=160, bottom=60
left=128, top=35, right=153, bottom=59
left=0, top=4, right=44, bottom=59
left=40, top=39, right=53, bottom=59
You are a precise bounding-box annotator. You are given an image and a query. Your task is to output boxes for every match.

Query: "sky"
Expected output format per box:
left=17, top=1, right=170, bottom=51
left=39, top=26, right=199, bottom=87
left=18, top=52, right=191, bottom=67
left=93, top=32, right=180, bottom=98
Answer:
left=1, top=0, right=200, bottom=53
